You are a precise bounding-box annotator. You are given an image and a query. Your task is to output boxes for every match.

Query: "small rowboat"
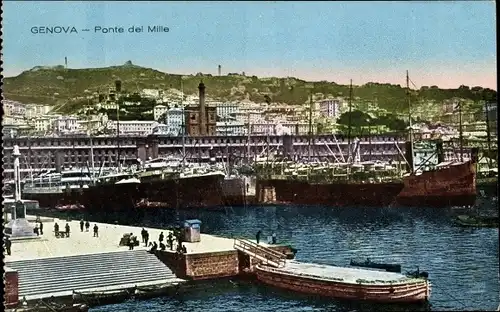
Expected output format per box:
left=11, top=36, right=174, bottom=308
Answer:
left=72, top=289, right=131, bottom=306
left=350, top=258, right=402, bottom=273
left=133, top=283, right=180, bottom=299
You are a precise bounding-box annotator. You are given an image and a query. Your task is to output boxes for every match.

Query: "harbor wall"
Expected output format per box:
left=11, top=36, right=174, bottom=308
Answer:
left=156, top=245, right=293, bottom=280
left=4, top=268, right=19, bottom=308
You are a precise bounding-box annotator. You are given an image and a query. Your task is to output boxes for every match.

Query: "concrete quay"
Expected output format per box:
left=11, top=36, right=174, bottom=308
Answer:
left=4, top=215, right=294, bottom=308
left=4, top=216, right=239, bottom=262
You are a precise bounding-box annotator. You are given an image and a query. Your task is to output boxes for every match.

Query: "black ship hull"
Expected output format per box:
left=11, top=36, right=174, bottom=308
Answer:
left=82, top=173, right=226, bottom=211
left=22, top=189, right=86, bottom=209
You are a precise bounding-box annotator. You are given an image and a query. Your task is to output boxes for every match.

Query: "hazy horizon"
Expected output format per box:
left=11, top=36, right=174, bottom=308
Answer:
left=3, top=1, right=496, bottom=90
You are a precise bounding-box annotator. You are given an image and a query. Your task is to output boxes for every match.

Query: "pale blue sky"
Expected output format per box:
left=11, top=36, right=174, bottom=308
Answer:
left=3, top=1, right=497, bottom=88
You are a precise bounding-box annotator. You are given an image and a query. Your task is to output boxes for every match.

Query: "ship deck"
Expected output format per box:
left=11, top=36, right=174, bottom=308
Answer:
left=271, top=261, right=416, bottom=285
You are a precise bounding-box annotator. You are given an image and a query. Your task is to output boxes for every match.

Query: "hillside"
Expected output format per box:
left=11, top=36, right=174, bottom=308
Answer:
left=3, top=62, right=497, bottom=114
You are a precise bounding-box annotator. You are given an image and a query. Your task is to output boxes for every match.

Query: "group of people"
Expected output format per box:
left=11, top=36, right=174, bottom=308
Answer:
left=53, top=222, right=71, bottom=238
left=148, top=228, right=187, bottom=254
left=52, top=219, right=99, bottom=238
left=80, top=219, right=99, bottom=237
left=34, top=221, right=44, bottom=236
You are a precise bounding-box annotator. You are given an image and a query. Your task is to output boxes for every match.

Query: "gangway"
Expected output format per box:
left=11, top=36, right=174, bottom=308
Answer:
left=233, top=238, right=287, bottom=268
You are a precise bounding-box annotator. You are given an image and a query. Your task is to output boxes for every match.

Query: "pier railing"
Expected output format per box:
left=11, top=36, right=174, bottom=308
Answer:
left=233, top=238, right=287, bottom=268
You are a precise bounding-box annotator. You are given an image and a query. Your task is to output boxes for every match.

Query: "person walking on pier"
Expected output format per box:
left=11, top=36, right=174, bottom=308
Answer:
left=272, top=232, right=277, bottom=244
left=144, top=230, right=149, bottom=247
left=34, top=224, right=40, bottom=236
left=85, top=221, right=90, bottom=232
left=141, top=228, right=146, bottom=243
left=39, top=221, right=44, bottom=235
left=167, top=232, right=174, bottom=250
left=256, top=230, right=262, bottom=244
left=5, top=237, right=12, bottom=256
left=80, top=219, right=84, bottom=232
left=65, top=223, right=70, bottom=237
left=54, top=223, right=60, bottom=237
left=93, top=224, right=99, bottom=237
left=159, top=232, right=164, bottom=243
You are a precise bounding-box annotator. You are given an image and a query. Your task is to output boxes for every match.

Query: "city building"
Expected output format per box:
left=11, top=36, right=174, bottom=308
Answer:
left=165, top=107, right=185, bottom=136
left=24, top=104, right=52, bottom=119
left=318, top=98, right=342, bottom=119
left=216, top=120, right=246, bottom=136
left=33, top=115, right=54, bottom=133
left=184, top=82, right=217, bottom=136
left=216, top=102, right=240, bottom=118
left=52, top=116, right=80, bottom=133
left=108, top=120, right=159, bottom=136
left=154, top=104, right=169, bottom=121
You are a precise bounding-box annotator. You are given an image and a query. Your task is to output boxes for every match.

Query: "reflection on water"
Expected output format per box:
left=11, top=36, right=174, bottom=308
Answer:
left=44, top=203, right=499, bottom=311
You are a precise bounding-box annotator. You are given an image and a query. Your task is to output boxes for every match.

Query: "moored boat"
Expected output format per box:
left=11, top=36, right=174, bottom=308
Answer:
left=7, top=301, right=88, bottom=312
left=453, top=214, right=499, bottom=228
left=72, top=289, right=131, bottom=306
left=133, top=282, right=180, bottom=299
left=350, top=258, right=402, bottom=273
left=255, top=261, right=431, bottom=303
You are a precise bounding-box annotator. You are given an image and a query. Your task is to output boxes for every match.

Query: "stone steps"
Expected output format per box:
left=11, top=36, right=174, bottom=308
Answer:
left=6, top=250, right=178, bottom=298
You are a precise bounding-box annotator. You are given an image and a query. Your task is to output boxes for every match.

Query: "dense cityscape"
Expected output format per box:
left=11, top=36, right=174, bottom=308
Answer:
left=3, top=77, right=498, bottom=139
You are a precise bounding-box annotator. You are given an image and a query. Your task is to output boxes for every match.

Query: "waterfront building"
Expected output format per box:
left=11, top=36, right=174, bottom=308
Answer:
left=3, top=133, right=482, bottom=180
left=216, top=120, right=246, bottom=136
left=184, top=82, right=217, bottom=136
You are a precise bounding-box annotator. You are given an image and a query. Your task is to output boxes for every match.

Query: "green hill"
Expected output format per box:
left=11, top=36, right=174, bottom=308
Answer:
left=3, top=62, right=497, bottom=114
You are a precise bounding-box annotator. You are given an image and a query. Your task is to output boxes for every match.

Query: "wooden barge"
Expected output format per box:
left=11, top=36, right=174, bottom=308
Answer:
left=255, top=261, right=431, bottom=303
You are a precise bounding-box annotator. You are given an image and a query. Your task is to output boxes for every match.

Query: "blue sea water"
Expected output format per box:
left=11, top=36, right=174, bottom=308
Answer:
left=89, top=204, right=499, bottom=312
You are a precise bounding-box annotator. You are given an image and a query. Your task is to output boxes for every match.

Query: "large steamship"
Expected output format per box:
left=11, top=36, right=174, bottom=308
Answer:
left=255, top=72, right=478, bottom=208
left=82, top=81, right=226, bottom=211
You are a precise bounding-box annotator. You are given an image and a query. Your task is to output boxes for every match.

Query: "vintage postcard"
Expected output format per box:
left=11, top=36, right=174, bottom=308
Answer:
left=2, top=1, right=497, bottom=311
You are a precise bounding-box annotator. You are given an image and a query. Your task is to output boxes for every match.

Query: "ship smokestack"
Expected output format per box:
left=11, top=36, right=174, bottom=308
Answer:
left=198, top=81, right=206, bottom=135
left=218, top=65, right=221, bottom=76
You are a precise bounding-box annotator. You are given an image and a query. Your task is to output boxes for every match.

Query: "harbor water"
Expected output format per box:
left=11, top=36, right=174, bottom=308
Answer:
left=75, top=203, right=498, bottom=311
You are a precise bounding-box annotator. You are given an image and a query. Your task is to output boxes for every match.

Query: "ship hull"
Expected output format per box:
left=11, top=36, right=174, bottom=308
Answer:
left=22, top=189, right=86, bottom=209
left=255, top=265, right=430, bottom=303
left=395, top=161, right=477, bottom=208
left=82, top=173, right=225, bottom=211
left=255, top=179, right=404, bottom=207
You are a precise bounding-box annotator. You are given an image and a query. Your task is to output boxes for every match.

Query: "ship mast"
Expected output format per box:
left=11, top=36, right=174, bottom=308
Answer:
left=406, top=70, right=415, bottom=173
left=247, top=112, right=251, bottom=164
left=116, top=86, right=121, bottom=169
left=347, top=79, right=353, bottom=164
left=181, top=78, right=186, bottom=170
left=87, top=97, right=95, bottom=180
left=308, top=88, right=313, bottom=162
left=484, top=100, right=492, bottom=168
left=458, top=99, right=464, bottom=162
